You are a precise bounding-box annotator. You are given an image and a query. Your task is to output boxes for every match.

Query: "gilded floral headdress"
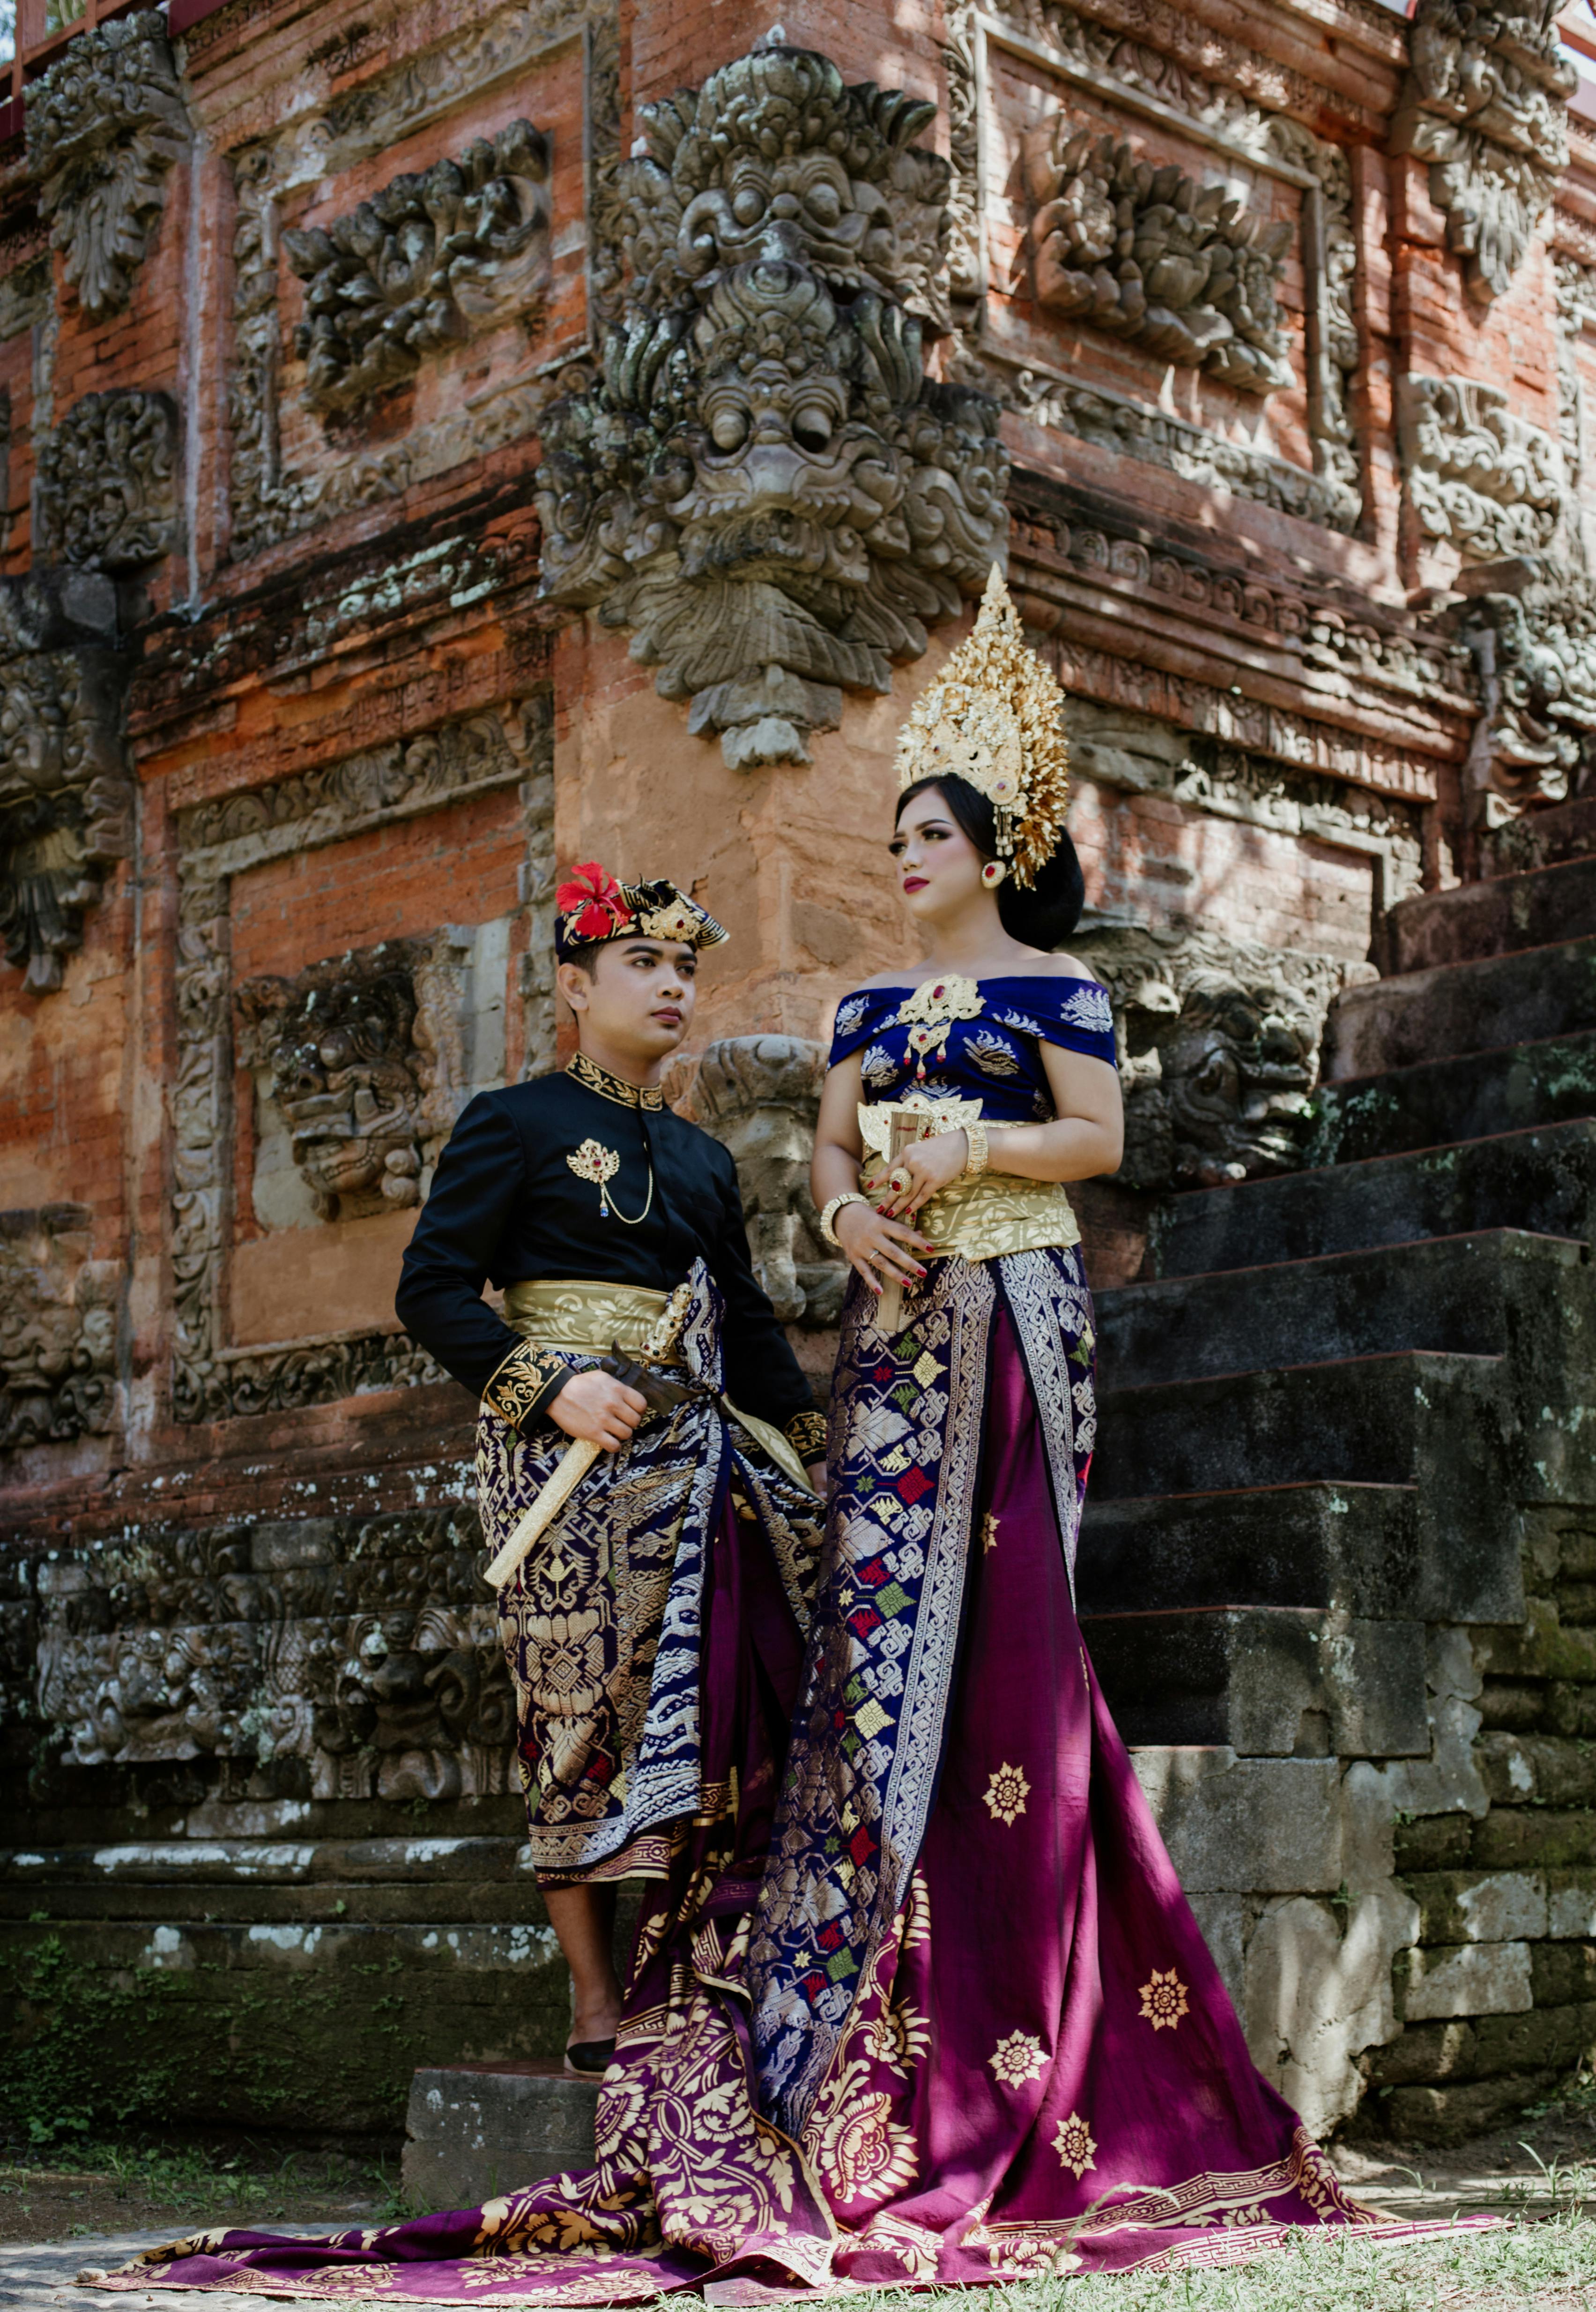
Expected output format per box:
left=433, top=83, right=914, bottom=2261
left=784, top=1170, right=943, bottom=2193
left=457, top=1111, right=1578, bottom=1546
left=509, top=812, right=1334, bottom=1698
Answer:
left=893, top=565, right=1069, bottom=890
left=554, top=863, right=728, bottom=959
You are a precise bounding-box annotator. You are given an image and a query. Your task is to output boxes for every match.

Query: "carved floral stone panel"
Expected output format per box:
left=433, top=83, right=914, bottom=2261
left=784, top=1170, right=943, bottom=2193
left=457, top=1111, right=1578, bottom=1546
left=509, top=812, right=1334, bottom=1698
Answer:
left=1392, top=0, right=1574, bottom=303
left=534, top=37, right=1010, bottom=769
left=27, top=14, right=190, bottom=319
left=1072, top=925, right=1362, bottom=1191
left=1024, top=125, right=1293, bottom=394
left=0, top=1204, right=120, bottom=1453
left=282, top=119, right=552, bottom=415
left=37, top=390, right=179, bottom=571
left=1397, top=374, right=1565, bottom=565
left=0, top=573, right=131, bottom=995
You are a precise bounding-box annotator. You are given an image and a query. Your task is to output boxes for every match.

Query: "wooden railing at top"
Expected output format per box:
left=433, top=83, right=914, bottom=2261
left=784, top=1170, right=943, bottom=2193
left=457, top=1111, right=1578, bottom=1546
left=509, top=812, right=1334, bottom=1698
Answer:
left=0, top=0, right=232, bottom=145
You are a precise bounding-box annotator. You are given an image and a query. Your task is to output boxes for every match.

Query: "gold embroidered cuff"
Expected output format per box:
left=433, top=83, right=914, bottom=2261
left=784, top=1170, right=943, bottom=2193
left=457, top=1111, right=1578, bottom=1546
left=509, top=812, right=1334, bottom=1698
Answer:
left=785, top=1409, right=828, bottom=1463
left=482, top=1337, right=569, bottom=1428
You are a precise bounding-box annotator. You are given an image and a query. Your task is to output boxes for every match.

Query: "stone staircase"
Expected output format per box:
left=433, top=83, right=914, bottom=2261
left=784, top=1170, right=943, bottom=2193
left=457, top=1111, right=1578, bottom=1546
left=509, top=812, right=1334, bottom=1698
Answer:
left=1079, top=795, right=1596, bottom=2143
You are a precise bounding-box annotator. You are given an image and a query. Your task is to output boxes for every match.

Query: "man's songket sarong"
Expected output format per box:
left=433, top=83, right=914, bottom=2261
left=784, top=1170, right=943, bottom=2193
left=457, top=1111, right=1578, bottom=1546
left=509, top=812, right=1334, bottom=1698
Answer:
left=96, top=1249, right=1486, bottom=2301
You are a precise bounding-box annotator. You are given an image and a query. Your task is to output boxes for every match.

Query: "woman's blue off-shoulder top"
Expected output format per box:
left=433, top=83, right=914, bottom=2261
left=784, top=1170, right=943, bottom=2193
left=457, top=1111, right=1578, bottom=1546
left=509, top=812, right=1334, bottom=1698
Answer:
left=827, top=974, right=1116, bottom=1124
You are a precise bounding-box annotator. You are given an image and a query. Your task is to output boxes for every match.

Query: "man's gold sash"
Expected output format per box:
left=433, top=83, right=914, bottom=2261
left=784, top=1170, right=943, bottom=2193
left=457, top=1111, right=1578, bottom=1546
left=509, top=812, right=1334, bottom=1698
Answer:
left=857, top=1100, right=1080, bottom=1264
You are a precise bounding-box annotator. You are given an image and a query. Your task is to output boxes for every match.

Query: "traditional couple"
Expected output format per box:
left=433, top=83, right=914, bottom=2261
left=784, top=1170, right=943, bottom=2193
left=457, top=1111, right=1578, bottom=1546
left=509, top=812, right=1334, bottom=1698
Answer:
left=102, top=575, right=1395, bottom=2297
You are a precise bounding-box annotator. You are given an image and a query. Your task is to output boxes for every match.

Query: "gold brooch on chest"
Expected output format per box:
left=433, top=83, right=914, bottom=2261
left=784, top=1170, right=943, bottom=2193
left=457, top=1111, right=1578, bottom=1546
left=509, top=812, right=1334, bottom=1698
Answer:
left=893, top=975, right=985, bottom=1082
left=567, top=1138, right=622, bottom=1217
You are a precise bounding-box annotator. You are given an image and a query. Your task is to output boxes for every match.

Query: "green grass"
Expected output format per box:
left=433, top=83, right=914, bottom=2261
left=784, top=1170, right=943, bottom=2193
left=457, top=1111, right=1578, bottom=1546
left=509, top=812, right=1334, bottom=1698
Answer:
left=0, top=2132, right=403, bottom=2225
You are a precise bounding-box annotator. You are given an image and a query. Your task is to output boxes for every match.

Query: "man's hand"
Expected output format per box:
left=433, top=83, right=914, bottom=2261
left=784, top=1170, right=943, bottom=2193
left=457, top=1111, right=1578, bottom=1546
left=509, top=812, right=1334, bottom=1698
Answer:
left=549, top=1369, right=647, bottom=1452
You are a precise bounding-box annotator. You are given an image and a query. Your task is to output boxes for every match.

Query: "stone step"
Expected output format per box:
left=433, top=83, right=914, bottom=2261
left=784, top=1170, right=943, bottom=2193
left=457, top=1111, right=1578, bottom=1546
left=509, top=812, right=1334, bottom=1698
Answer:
left=1082, top=1605, right=1428, bottom=1757
left=1097, top=1228, right=1588, bottom=1390
left=1076, top=1482, right=1419, bottom=1619
left=403, top=2062, right=600, bottom=2209
left=1150, top=1120, right=1596, bottom=1278
left=1311, top=1031, right=1596, bottom=1166
left=0, top=1835, right=535, bottom=1885
left=1479, top=792, right=1596, bottom=879
left=1092, top=1350, right=1522, bottom=1623
left=1324, top=937, right=1596, bottom=1081
left=1381, top=856, right=1596, bottom=974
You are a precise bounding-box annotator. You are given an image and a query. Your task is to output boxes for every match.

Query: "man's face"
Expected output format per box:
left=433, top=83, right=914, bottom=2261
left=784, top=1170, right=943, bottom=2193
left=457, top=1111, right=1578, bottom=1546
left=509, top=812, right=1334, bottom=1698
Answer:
left=558, top=938, right=698, bottom=1062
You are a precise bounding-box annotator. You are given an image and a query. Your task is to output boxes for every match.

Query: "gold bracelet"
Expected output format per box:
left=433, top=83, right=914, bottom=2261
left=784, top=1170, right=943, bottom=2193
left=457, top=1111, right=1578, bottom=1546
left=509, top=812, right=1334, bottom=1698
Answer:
left=963, top=1120, right=989, bottom=1178
left=819, top=1191, right=868, bottom=1248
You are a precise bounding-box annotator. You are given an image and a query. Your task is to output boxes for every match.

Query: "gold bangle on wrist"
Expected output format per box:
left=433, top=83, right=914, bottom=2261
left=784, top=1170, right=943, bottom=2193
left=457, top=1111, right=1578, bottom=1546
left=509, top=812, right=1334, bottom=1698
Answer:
left=820, top=1191, right=868, bottom=1248
left=963, top=1121, right=989, bottom=1179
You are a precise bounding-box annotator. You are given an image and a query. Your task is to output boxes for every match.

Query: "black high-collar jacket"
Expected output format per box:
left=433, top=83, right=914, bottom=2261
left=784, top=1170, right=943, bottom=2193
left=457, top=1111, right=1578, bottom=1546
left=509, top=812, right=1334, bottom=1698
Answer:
left=394, top=1054, right=819, bottom=1449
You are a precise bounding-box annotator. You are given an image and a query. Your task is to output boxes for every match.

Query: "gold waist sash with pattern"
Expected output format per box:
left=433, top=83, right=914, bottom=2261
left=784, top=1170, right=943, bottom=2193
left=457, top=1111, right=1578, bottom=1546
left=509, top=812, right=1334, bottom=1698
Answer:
left=858, top=1098, right=1080, bottom=1265
left=504, top=1278, right=681, bottom=1359
left=500, top=1276, right=811, bottom=1491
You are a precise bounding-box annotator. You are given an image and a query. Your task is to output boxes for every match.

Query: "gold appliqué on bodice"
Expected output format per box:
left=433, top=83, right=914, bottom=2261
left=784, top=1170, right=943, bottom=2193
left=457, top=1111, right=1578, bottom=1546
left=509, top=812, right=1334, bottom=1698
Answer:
left=892, top=974, right=985, bottom=1081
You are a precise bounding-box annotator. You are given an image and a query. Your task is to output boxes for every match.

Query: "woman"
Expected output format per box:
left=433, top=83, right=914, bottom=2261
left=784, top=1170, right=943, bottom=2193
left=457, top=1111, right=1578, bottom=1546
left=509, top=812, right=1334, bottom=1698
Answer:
left=739, top=567, right=1379, bottom=2279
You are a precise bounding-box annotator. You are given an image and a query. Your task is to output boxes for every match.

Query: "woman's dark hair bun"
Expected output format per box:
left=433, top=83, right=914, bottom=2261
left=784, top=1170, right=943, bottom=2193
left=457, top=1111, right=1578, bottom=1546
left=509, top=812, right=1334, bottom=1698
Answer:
left=897, top=774, right=1085, bottom=950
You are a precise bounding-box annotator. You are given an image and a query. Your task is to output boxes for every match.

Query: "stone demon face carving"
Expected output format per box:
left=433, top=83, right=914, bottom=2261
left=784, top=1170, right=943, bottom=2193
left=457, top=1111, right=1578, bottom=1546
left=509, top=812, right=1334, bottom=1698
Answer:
left=1078, top=928, right=1349, bottom=1191
left=534, top=41, right=1009, bottom=768
left=238, top=962, right=425, bottom=1220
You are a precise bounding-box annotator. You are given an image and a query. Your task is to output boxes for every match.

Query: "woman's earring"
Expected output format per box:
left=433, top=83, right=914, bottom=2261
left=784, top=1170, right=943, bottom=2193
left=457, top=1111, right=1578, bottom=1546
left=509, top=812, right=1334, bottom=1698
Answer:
left=981, top=860, right=1006, bottom=888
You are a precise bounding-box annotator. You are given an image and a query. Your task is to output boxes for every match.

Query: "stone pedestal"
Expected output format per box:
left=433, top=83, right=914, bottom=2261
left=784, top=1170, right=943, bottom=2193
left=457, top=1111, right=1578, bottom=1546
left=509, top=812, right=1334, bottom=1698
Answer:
left=402, top=2060, right=601, bottom=2209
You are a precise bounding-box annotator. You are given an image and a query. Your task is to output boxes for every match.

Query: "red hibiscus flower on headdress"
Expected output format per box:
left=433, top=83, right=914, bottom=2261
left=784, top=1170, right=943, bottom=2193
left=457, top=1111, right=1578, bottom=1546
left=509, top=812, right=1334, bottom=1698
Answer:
left=556, top=862, right=633, bottom=943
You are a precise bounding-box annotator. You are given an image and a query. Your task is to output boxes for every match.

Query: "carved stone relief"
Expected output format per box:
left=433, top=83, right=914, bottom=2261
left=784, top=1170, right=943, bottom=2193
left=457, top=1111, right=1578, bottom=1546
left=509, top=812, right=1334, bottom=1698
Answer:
left=172, top=703, right=549, bottom=1422
left=1072, top=925, right=1361, bottom=1191
left=689, top=1035, right=844, bottom=1328
left=1555, top=253, right=1596, bottom=572
left=1393, top=0, right=1574, bottom=303
left=0, top=572, right=131, bottom=995
left=282, top=120, right=552, bottom=415
left=1397, top=374, right=1565, bottom=565
left=27, top=15, right=190, bottom=319
left=1449, top=556, right=1596, bottom=819
left=1024, top=126, right=1293, bottom=392
left=226, top=0, right=610, bottom=558
left=0, top=1204, right=120, bottom=1453
left=31, top=1509, right=517, bottom=1804
left=236, top=935, right=479, bottom=1223
left=37, top=390, right=179, bottom=570
left=533, top=37, right=1010, bottom=769
left=964, top=0, right=1362, bottom=532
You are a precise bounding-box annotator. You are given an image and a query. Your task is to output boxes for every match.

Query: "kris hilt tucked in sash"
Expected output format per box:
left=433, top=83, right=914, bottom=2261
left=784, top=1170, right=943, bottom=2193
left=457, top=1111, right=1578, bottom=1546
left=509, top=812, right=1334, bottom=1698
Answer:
left=859, top=1096, right=1081, bottom=1332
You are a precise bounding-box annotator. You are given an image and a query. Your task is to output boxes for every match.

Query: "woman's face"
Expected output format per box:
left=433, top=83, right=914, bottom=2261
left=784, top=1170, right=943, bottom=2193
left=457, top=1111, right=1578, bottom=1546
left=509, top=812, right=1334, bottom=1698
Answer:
left=889, top=785, right=990, bottom=923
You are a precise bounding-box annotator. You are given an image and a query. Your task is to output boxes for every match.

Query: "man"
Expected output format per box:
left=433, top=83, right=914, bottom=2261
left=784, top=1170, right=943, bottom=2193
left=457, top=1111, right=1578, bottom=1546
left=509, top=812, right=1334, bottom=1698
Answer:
left=396, top=864, right=826, bottom=2073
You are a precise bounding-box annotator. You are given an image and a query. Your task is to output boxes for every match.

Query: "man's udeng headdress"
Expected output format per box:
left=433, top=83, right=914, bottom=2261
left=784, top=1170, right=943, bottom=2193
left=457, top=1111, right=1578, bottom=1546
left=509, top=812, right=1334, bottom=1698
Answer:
left=894, top=565, right=1069, bottom=890
left=555, top=864, right=728, bottom=961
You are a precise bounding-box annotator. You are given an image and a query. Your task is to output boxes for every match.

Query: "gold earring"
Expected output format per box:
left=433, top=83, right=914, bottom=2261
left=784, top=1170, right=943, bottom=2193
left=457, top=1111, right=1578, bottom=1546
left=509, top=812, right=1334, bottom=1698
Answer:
left=981, top=860, right=1006, bottom=888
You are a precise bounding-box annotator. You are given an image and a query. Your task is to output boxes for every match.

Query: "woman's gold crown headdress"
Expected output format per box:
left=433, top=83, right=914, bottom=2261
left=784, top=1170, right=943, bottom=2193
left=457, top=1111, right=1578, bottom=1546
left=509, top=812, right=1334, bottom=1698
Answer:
left=893, top=564, right=1069, bottom=890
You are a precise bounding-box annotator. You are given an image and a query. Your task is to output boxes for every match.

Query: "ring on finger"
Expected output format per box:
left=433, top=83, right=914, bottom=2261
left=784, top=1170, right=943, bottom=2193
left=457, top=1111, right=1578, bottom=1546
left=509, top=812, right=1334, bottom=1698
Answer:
left=888, top=1165, right=912, bottom=1194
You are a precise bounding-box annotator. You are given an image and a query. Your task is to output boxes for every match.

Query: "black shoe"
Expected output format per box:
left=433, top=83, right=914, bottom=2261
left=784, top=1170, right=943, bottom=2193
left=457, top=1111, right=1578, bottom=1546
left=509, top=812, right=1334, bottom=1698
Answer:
left=564, top=2038, right=616, bottom=2076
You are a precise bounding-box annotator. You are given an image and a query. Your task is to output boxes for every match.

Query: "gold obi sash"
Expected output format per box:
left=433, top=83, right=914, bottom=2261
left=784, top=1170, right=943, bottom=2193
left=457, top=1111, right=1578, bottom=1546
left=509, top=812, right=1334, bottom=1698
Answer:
left=504, top=1278, right=682, bottom=1361
left=858, top=1099, right=1080, bottom=1265
left=502, top=1277, right=814, bottom=1492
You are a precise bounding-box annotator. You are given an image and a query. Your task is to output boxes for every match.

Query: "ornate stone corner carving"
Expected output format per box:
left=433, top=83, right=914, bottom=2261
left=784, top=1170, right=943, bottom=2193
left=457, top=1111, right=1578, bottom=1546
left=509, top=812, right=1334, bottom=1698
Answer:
left=32, top=1510, right=516, bottom=1800
left=1071, top=925, right=1361, bottom=1191
left=0, top=1203, right=120, bottom=1452
left=235, top=933, right=475, bottom=1223
left=282, top=120, right=552, bottom=416
left=1392, top=0, right=1574, bottom=303
left=1023, top=124, right=1293, bottom=394
left=533, top=38, right=1010, bottom=770
left=1397, top=374, right=1565, bottom=565
left=690, top=1034, right=844, bottom=1327
left=0, top=574, right=131, bottom=995
left=27, top=14, right=190, bottom=320
left=37, top=389, right=179, bottom=571
left=1444, top=554, right=1596, bottom=819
